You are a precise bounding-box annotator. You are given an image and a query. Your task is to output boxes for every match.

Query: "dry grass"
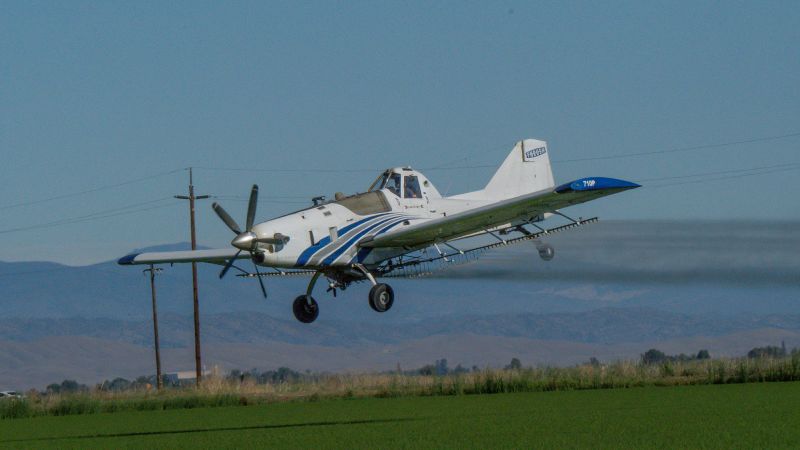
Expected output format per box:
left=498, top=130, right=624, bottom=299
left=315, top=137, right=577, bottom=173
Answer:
left=4, top=354, right=800, bottom=419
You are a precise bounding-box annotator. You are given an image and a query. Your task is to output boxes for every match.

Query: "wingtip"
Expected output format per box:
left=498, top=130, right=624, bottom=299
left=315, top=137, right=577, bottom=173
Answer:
left=625, top=179, right=642, bottom=189
left=117, top=253, right=140, bottom=265
left=556, top=177, right=641, bottom=193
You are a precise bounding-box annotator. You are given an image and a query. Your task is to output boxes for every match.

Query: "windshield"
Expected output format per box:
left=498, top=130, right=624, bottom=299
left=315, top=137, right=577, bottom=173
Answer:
left=384, top=173, right=401, bottom=196
left=367, top=170, right=402, bottom=197
left=367, top=172, right=389, bottom=192
left=334, top=191, right=391, bottom=215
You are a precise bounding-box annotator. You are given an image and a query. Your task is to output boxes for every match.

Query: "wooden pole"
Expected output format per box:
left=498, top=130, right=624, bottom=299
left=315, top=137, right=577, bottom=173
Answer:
left=175, top=168, right=210, bottom=387
left=145, top=265, right=163, bottom=390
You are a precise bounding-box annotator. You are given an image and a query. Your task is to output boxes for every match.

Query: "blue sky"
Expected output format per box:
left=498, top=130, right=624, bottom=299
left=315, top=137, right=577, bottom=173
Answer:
left=1, top=1, right=798, bottom=264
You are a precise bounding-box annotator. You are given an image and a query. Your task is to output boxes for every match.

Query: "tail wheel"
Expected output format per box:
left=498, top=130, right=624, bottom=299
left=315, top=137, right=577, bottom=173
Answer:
left=368, top=283, right=394, bottom=313
left=537, top=243, right=555, bottom=261
left=293, top=295, right=319, bottom=323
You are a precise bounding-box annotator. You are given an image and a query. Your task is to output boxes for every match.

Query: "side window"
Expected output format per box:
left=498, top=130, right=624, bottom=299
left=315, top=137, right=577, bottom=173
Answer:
left=385, top=173, right=402, bottom=197
left=403, top=175, right=422, bottom=199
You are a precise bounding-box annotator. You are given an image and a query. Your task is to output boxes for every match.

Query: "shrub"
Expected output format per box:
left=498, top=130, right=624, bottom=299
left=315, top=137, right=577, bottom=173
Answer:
left=0, top=399, right=32, bottom=419
left=51, top=396, right=100, bottom=416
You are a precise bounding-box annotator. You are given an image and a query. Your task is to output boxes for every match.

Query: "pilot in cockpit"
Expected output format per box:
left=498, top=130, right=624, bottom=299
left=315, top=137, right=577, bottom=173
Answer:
left=404, top=175, right=422, bottom=198
left=385, top=173, right=402, bottom=197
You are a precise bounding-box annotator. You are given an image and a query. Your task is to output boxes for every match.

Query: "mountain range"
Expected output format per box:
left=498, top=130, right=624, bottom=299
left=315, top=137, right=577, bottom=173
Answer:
left=1, top=221, right=798, bottom=390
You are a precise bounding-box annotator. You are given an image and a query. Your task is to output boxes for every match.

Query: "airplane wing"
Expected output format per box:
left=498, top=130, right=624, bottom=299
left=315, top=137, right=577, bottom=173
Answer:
left=118, top=248, right=250, bottom=265
left=359, top=177, right=639, bottom=249
left=377, top=217, right=598, bottom=278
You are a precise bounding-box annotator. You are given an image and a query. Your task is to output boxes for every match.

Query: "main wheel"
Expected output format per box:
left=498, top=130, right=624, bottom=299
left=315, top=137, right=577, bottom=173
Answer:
left=368, top=283, right=394, bottom=313
left=293, top=295, right=319, bottom=323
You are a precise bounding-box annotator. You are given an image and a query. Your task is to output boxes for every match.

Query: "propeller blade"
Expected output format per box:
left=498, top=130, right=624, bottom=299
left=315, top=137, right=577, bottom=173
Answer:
left=212, top=202, right=242, bottom=235
left=253, top=261, right=267, bottom=298
left=218, top=250, right=242, bottom=279
left=246, top=185, right=258, bottom=231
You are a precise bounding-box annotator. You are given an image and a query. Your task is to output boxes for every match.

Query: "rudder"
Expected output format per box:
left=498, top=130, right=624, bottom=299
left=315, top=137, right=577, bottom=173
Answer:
left=484, top=138, right=555, bottom=199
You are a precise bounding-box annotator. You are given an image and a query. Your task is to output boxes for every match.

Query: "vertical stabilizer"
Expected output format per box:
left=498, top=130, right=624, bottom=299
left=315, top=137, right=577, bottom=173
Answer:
left=483, top=139, right=555, bottom=199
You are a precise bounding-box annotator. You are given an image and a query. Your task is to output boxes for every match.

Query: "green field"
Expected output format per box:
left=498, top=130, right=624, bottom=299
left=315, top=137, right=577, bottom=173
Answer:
left=2, top=382, right=798, bottom=449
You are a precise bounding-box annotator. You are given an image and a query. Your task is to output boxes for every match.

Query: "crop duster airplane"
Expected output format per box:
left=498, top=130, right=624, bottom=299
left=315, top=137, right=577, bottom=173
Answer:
left=119, top=139, right=639, bottom=323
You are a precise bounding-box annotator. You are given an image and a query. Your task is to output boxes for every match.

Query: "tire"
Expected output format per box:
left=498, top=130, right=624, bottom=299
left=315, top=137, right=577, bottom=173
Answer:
left=293, top=295, right=319, bottom=323
left=368, top=283, right=394, bottom=313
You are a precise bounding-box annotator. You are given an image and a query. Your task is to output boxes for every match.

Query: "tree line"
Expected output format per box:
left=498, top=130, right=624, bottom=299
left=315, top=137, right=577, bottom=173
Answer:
left=27, top=343, right=800, bottom=396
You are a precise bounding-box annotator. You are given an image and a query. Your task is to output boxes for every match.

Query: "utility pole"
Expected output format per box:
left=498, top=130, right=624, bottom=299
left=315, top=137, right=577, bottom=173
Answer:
left=143, top=265, right=163, bottom=390
left=175, top=167, right=210, bottom=386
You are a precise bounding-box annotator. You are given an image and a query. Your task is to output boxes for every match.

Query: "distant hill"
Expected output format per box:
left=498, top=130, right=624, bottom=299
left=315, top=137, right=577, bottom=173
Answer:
left=2, top=307, right=800, bottom=347
left=2, top=221, right=800, bottom=390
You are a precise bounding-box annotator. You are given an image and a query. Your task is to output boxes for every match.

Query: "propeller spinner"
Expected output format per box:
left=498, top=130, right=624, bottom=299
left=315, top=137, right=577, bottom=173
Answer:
left=212, top=184, right=269, bottom=298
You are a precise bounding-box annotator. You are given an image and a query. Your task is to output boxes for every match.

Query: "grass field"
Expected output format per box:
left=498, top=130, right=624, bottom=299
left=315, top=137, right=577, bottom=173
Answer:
left=1, top=382, right=798, bottom=449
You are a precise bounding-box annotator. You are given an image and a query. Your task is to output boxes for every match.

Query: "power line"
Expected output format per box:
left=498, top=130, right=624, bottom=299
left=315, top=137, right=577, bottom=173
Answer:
left=3, top=133, right=798, bottom=237
left=426, top=156, right=800, bottom=174
left=213, top=195, right=310, bottom=205
left=3, top=160, right=797, bottom=236
left=3, top=131, right=797, bottom=212
left=0, top=193, right=309, bottom=237
left=0, top=168, right=184, bottom=211
left=421, top=131, right=800, bottom=169
left=190, top=131, right=800, bottom=173
left=554, top=132, right=800, bottom=163
left=0, top=266, right=77, bottom=278
left=422, top=163, right=495, bottom=171
left=0, top=202, right=175, bottom=234
left=0, top=198, right=176, bottom=235
left=645, top=165, right=800, bottom=189
left=216, top=194, right=309, bottom=199
left=432, top=132, right=800, bottom=168
left=636, top=162, right=800, bottom=183
left=193, top=166, right=376, bottom=174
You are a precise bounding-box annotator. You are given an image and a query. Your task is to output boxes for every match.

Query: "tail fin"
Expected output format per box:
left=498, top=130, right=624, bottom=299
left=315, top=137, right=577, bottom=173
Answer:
left=484, top=138, right=555, bottom=199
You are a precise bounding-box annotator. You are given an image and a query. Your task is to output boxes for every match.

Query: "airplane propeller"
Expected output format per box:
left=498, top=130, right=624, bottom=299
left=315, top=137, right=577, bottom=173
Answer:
left=326, top=284, right=338, bottom=298
left=212, top=184, right=269, bottom=298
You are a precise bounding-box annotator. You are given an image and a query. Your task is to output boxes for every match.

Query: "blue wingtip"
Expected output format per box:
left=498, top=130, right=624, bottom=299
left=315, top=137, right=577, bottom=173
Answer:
left=555, top=177, right=641, bottom=194
left=117, top=253, right=140, bottom=265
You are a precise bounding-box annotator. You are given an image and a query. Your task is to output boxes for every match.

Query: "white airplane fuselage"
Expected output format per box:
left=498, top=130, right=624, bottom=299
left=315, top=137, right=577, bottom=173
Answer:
left=251, top=167, right=497, bottom=270
left=118, top=138, right=641, bottom=324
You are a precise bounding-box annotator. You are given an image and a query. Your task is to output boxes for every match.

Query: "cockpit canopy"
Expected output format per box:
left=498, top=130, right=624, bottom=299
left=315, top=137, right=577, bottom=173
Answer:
left=367, top=167, right=441, bottom=199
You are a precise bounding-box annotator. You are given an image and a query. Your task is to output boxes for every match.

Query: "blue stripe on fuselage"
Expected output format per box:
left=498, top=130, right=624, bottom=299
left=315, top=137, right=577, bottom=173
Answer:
left=350, top=216, right=410, bottom=264
left=321, top=216, right=408, bottom=266
left=308, top=214, right=407, bottom=266
left=295, top=213, right=392, bottom=266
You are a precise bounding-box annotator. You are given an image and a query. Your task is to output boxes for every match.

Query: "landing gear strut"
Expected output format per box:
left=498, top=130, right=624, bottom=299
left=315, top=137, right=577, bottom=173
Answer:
left=353, top=264, right=394, bottom=314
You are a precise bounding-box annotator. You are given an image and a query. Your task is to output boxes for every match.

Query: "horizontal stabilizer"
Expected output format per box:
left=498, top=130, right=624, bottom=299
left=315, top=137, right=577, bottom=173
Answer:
left=555, top=177, right=641, bottom=193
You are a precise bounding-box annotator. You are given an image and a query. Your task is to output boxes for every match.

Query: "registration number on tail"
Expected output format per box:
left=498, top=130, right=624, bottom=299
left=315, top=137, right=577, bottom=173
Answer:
left=523, top=146, right=547, bottom=161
